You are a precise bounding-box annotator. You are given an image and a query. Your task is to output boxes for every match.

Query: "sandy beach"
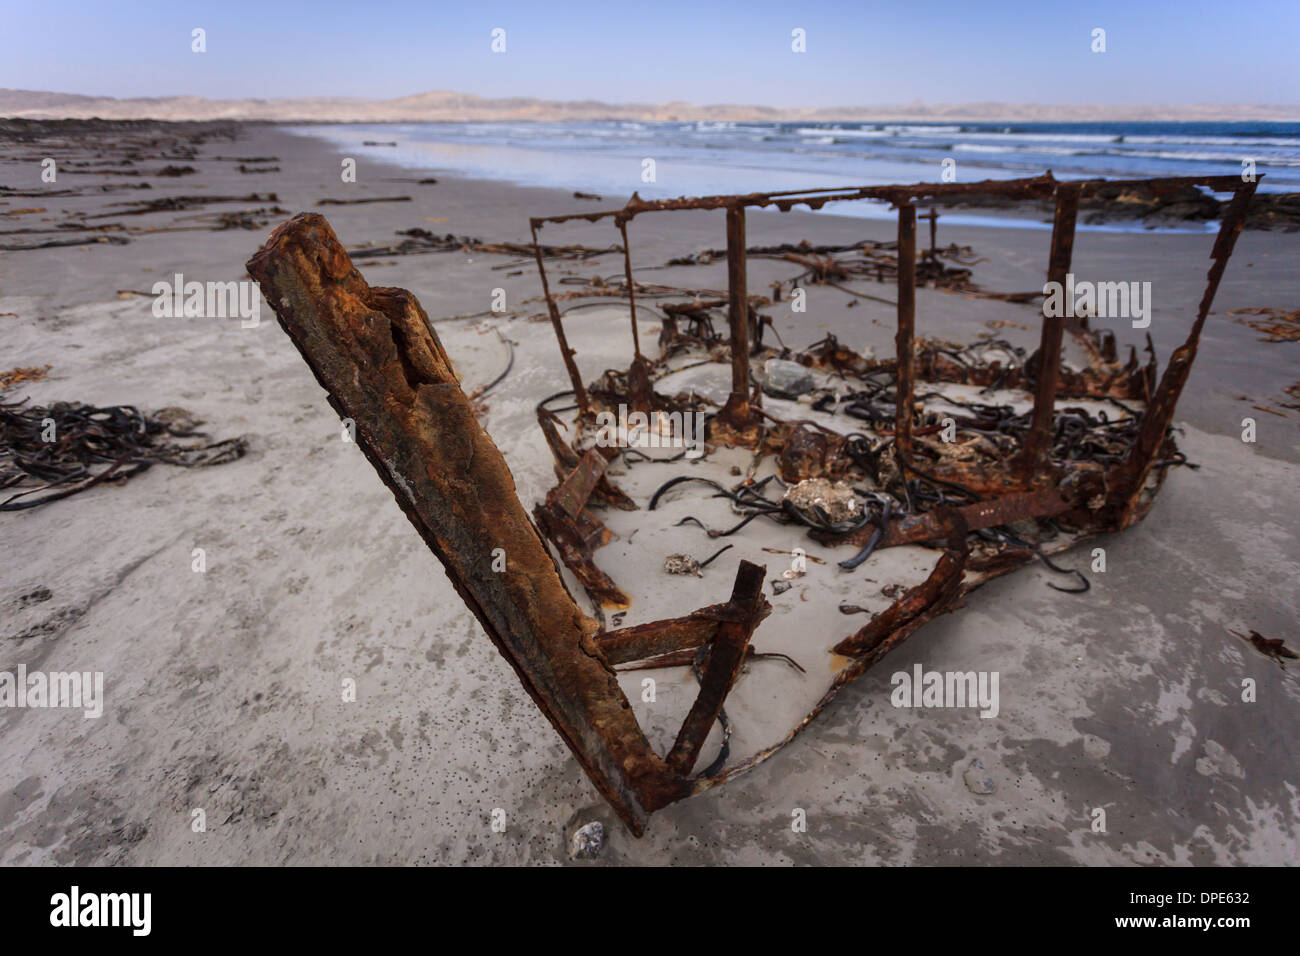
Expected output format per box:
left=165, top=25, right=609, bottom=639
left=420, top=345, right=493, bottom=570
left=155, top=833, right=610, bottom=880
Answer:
left=2, top=122, right=1297, bottom=865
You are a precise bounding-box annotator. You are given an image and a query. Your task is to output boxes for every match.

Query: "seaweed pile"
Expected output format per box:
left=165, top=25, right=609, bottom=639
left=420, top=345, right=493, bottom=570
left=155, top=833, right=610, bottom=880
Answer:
left=0, top=399, right=247, bottom=512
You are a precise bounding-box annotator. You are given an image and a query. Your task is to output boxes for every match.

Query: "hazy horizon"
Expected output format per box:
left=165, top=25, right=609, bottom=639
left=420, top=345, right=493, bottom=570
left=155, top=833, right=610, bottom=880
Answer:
left=2, top=0, right=1297, bottom=108
left=4, top=88, right=1298, bottom=124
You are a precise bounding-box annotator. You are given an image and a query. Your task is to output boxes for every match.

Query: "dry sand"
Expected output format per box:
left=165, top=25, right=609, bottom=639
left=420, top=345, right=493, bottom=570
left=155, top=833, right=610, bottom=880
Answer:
left=1, top=125, right=1297, bottom=864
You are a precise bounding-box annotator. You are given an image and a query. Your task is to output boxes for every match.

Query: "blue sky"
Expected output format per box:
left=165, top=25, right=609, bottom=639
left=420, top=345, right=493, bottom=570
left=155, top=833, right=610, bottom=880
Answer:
left=2, top=0, right=1297, bottom=106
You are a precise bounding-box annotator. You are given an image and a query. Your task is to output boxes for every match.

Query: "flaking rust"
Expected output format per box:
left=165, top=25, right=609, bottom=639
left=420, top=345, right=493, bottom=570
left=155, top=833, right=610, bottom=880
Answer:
left=248, top=170, right=1256, bottom=835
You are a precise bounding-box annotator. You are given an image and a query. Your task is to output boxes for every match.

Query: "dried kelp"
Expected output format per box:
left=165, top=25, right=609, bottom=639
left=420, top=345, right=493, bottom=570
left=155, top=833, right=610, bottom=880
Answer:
left=0, top=399, right=247, bottom=512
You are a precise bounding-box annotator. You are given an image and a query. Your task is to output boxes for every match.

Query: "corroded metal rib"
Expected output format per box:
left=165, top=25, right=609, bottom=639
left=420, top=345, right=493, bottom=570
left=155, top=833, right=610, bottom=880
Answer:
left=246, top=214, right=667, bottom=833
left=1017, top=182, right=1081, bottom=480
left=666, top=560, right=769, bottom=776
left=894, top=202, right=918, bottom=459
left=245, top=214, right=797, bottom=834
left=1115, top=179, right=1259, bottom=527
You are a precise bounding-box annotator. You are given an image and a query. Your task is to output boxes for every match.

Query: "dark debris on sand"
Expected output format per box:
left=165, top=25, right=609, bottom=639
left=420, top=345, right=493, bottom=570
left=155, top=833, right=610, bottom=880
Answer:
left=0, top=398, right=247, bottom=512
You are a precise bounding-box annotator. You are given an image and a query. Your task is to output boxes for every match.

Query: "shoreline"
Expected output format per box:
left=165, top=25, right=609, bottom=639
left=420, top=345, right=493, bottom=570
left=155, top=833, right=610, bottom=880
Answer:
left=4, top=120, right=1296, bottom=455
left=8, top=117, right=1297, bottom=232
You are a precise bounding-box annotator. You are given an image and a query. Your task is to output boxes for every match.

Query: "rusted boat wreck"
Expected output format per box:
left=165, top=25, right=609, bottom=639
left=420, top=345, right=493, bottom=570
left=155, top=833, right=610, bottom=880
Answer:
left=246, top=172, right=1257, bottom=835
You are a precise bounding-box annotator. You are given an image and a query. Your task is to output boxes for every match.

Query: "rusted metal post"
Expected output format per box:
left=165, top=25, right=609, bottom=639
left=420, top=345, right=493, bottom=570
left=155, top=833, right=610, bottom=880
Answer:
left=894, top=201, right=917, bottom=459
left=666, top=560, right=768, bottom=776
left=1116, top=181, right=1258, bottom=526
left=597, top=617, right=720, bottom=666
left=1017, top=183, right=1081, bottom=479
left=247, top=213, right=669, bottom=833
left=530, top=223, right=590, bottom=415
left=616, top=218, right=642, bottom=358
left=718, top=202, right=752, bottom=427
left=811, top=486, right=1069, bottom=551
left=832, top=550, right=965, bottom=658
left=534, top=449, right=631, bottom=610
left=924, top=208, right=939, bottom=257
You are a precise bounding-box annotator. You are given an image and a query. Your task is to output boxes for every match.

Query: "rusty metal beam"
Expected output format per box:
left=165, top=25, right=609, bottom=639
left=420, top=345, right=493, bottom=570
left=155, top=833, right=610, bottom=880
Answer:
left=833, top=549, right=966, bottom=658
left=530, top=223, right=590, bottom=415
left=597, top=617, right=720, bottom=667
left=1074, top=174, right=1246, bottom=198
left=246, top=213, right=668, bottom=833
left=533, top=449, right=632, bottom=611
left=616, top=218, right=642, bottom=358
left=528, top=173, right=1249, bottom=231
left=536, top=410, right=637, bottom=510
left=879, top=487, right=1069, bottom=548
left=666, top=560, right=768, bottom=776
left=894, top=202, right=917, bottom=460
left=1017, top=183, right=1081, bottom=479
left=546, top=447, right=608, bottom=519
left=718, top=203, right=752, bottom=427
left=1116, top=181, right=1259, bottom=527
left=528, top=175, right=1063, bottom=227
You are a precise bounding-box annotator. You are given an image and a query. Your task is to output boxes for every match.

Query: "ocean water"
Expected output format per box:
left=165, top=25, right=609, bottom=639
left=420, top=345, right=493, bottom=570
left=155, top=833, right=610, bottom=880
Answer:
left=293, top=120, right=1299, bottom=232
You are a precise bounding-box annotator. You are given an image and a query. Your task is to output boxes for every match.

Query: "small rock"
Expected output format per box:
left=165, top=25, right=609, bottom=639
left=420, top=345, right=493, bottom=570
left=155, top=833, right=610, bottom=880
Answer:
left=782, top=478, right=859, bottom=524
left=1195, top=740, right=1245, bottom=779
left=153, top=406, right=203, bottom=434
left=569, top=821, right=605, bottom=860
left=963, top=758, right=996, bottom=795
left=771, top=579, right=792, bottom=595
left=762, top=359, right=815, bottom=399
left=15, top=587, right=52, bottom=609
left=1082, top=734, right=1111, bottom=760
left=117, top=822, right=148, bottom=843
left=664, top=554, right=702, bottom=577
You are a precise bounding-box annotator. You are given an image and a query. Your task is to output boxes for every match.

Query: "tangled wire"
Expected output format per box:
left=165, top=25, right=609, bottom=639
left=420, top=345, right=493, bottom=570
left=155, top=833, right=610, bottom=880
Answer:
left=1, top=399, right=246, bottom=512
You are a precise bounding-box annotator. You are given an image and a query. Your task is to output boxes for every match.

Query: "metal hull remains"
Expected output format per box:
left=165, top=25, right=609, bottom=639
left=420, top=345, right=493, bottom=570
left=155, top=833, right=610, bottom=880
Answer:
left=247, top=172, right=1256, bottom=835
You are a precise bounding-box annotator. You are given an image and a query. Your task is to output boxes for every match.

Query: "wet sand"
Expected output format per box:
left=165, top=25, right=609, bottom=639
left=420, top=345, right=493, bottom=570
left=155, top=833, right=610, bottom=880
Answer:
left=1, top=123, right=1297, bottom=864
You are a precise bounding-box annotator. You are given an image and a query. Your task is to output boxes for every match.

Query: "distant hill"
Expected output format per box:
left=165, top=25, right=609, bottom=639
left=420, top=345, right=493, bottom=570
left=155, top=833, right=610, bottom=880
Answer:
left=1, top=89, right=1296, bottom=123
